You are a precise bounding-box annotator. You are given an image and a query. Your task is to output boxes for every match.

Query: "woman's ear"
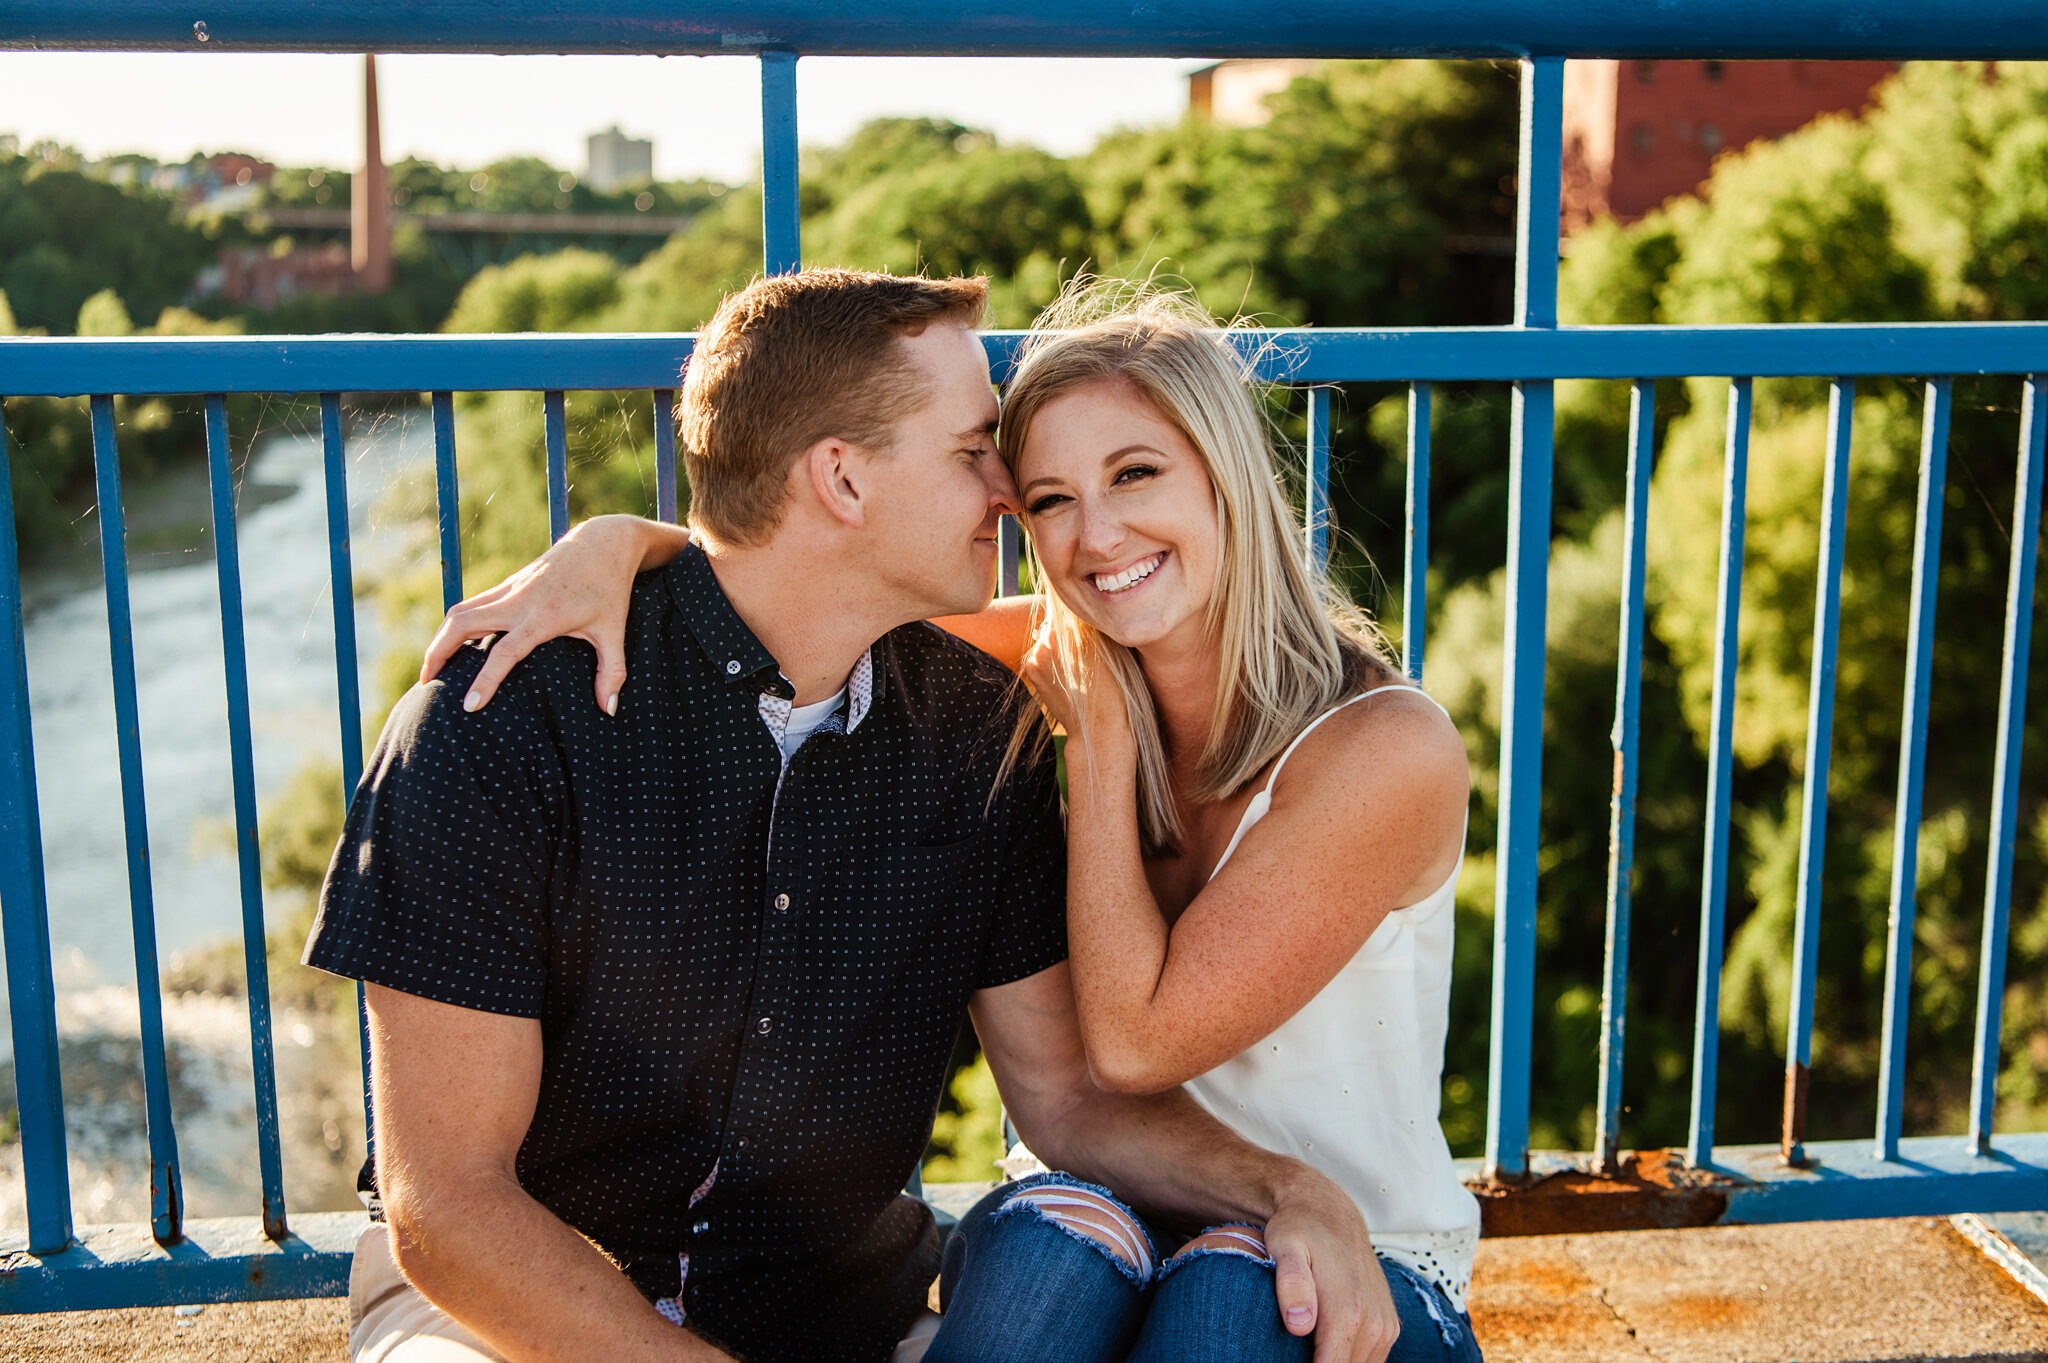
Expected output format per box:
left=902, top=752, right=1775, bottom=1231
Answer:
left=803, top=437, right=866, bottom=530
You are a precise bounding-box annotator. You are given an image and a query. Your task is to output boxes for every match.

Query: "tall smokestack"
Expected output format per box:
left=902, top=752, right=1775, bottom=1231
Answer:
left=352, top=53, right=393, bottom=291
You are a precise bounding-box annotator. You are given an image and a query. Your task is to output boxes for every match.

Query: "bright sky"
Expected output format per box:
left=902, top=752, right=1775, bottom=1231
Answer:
left=0, top=53, right=1205, bottom=184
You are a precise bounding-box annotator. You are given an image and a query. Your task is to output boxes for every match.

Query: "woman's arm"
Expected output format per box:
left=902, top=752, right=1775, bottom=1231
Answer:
left=929, top=595, right=1042, bottom=673
left=1041, top=669, right=1469, bottom=1094
left=420, top=513, right=1044, bottom=710
left=420, top=514, right=689, bottom=714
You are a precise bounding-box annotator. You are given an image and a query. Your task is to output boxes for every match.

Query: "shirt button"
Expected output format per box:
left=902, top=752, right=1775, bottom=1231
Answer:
left=756, top=1016, right=774, bottom=1035
left=726, top=660, right=741, bottom=675
left=736, top=1136, right=750, bottom=1151
left=773, top=893, right=791, bottom=911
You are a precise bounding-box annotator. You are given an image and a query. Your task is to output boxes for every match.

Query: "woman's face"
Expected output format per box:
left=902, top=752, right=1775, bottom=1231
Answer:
left=1015, top=377, right=1220, bottom=655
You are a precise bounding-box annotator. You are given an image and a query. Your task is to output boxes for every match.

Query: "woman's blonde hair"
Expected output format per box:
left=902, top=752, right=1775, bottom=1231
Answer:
left=1000, top=280, right=1398, bottom=856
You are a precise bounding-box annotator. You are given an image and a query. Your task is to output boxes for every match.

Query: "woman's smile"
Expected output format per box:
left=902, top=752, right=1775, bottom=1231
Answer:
left=1017, top=379, right=1219, bottom=652
left=1092, top=550, right=1168, bottom=597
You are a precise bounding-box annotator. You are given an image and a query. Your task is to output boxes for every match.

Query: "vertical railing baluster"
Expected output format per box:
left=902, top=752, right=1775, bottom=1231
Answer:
left=1305, top=385, right=1332, bottom=573
left=320, top=396, right=365, bottom=797
left=1595, top=378, right=1654, bottom=1172
left=761, top=51, right=801, bottom=276
left=90, top=395, right=185, bottom=1244
left=1782, top=379, right=1860, bottom=1164
left=1404, top=382, right=1431, bottom=682
left=319, top=393, right=374, bottom=1172
left=1687, top=377, right=1753, bottom=1170
left=544, top=389, right=569, bottom=543
left=654, top=388, right=679, bottom=525
left=1872, top=379, right=1950, bottom=1163
left=998, top=515, right=1021, bottom=599
left=0, top=409, right=73, bottom=1254
left=1969, top=376, right=2045, bottom=1155
left=203, top=396, right=289, bottom=1240
left=1485, top=54, right=1562, bottom=1183
left=433, top=391, right=462, bottom=612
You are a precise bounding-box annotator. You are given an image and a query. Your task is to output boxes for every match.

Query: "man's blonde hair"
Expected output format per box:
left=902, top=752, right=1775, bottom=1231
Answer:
left=678, top=269, right=988, bottom=544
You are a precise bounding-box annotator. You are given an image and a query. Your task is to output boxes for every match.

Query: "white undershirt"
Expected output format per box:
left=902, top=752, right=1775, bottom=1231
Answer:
left=775, top=688, right=846, bottom=762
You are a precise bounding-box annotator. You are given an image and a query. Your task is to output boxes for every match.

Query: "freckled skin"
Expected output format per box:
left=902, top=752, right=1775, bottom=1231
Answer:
left=1012, top=377, right=1472, bottom=1097
left=1015, top=377, right=1221, bottom=660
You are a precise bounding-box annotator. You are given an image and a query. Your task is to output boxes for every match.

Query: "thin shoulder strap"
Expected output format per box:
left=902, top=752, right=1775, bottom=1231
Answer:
left=1259, top=684, right=1445, bottom=797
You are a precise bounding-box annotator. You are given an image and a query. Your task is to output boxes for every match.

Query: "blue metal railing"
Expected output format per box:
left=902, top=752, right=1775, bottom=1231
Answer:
left=4, top=2, right=2048, bottom=1311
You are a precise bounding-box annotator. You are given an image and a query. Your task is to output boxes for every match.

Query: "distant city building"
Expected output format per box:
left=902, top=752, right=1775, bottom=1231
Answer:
left=585, top=125, right=653, bottom=192
left=1186, top=59, right=1324, bottom=127
left=1561, top=59, right=1897, bottom=230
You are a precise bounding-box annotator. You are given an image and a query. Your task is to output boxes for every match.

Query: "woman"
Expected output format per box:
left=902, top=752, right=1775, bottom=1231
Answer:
left=422, top=286, right=1481, bottom=1363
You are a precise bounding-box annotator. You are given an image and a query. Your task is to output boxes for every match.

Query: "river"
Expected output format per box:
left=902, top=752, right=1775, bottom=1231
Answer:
left=1, top=404, right=435, bottom=1233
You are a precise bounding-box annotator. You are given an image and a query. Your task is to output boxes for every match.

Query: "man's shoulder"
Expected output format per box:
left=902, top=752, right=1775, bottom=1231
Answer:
left=425, top=567, right=673, bottom=717
left=390, top=632, right=608, bottom=767
left=879, top=619, right=1024, bottom=723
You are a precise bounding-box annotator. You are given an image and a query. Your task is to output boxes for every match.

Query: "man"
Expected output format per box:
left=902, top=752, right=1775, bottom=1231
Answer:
left=307, top=270, right=1387, bottom=1363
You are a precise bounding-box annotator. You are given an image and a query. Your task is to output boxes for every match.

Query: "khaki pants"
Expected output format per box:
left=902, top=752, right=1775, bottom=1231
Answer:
left=349, top=1223, right=505, bottom=1362
left=346, top=1222, right=940, bottom=1363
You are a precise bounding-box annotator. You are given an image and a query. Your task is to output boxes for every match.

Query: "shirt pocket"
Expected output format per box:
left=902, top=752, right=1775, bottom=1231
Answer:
left=855, top=829, right=986, bottom=903
left=824, top=831, right=989, bottom=989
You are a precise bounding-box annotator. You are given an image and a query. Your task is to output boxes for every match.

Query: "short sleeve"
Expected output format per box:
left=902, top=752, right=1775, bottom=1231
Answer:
left=974, top=727, right=1069, bottom=990
left=303, top=651, right=563, bottom=1017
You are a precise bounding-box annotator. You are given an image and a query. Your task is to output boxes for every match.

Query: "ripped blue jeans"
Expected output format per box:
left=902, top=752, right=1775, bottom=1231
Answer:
left=924, top=1173, right=1482, bottom=1363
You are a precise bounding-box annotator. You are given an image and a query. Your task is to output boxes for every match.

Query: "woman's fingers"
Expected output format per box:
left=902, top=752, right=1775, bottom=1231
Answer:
left=460, top=630, right=536, bottom=711
left=589, top=633, right=630, bottom=716
left=422, top=601, right=515, bottom=683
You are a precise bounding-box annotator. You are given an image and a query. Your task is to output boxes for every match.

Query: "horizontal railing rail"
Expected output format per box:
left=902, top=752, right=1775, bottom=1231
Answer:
left=9, top=322, right=2048, bottom=396
left=4, top=9, right=2047, bottom=1314
left=8, top=0, right=2048, bottom=59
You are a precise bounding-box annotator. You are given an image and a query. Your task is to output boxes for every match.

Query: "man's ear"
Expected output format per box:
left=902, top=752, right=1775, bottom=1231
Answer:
left=804, top=436, right=867, bottom=530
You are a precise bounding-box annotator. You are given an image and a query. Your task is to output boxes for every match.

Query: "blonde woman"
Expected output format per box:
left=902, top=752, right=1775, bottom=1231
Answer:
left=424, top=288, right=1482, bottom=1362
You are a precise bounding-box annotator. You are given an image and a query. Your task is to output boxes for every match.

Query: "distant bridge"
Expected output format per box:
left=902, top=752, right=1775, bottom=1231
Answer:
left=252, top=207, right=694, bottom=237
left=247, top=205, right=695, bottom=273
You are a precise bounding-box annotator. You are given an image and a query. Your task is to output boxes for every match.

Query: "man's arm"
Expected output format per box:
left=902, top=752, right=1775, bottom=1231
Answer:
left=367, top=984, right=732, bottom=1363
left=970, top=963, right=1399, bottom=1363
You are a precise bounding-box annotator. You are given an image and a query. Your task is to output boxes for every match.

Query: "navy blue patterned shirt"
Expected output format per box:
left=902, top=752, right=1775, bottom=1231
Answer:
left=306, top=543, right=1067, bottom=1363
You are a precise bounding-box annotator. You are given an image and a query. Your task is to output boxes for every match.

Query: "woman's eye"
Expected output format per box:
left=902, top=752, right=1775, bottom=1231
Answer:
left=1026, top=494, right=1069, bottom=515
left=1112, top=464, right=1157, bottom=486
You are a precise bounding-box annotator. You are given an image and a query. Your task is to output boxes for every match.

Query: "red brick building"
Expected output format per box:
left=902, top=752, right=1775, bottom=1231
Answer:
left=1562, top=59, right=1897, bottom=230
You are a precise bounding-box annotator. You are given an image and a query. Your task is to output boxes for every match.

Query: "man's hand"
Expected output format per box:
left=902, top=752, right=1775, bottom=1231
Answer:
left=1264, top=1167, right=1400, bottom=1363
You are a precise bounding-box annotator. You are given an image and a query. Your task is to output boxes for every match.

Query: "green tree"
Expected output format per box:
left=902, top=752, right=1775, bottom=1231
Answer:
left=0, top=152, right=219, bottom=335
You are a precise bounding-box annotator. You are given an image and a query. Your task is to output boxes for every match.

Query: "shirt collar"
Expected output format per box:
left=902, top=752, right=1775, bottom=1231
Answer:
left=667, top=541, right=881, bottom=730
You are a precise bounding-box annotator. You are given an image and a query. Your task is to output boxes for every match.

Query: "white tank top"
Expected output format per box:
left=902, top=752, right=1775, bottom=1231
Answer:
left=1183, top=684, right=1480, bottom=1311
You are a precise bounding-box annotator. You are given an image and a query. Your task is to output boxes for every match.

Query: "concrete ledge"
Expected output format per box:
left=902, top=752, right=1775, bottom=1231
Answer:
left=1953, top=1212, right=2048, bottom=1308
left=6, top=1214, right=2048, bottom=1360
left=1473, top=1215, right=2048, bottom=1361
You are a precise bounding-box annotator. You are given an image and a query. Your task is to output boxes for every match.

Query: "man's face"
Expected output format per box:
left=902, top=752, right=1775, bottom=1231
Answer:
left=857, top=322, right=1015, bottom=617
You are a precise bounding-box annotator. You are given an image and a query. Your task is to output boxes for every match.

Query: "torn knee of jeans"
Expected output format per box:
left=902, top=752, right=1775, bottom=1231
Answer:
left=993, top=1183, right=1156, bottom=1283
left=1398, top=1266, right=1465, bottom=1352
left=1164, top=1224, right=1277, bottom=1272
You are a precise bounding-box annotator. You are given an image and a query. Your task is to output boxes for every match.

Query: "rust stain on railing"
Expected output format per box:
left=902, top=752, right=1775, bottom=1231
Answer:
left=1466, top=1149, right=1742, bottom=1237
left=1781, top=1061, right=1811, bottom=1165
